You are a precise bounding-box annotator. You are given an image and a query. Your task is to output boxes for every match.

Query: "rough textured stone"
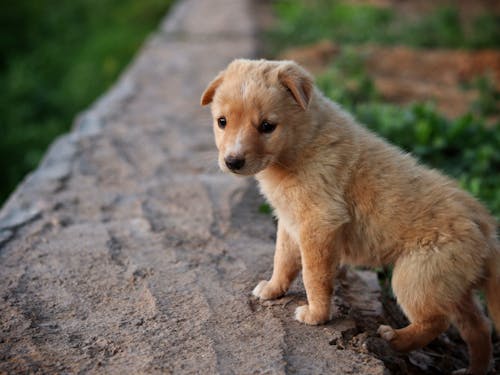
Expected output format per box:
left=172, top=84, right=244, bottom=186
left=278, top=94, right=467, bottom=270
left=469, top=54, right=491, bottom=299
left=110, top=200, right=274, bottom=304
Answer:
left=0, top=0, right=386, bottom=373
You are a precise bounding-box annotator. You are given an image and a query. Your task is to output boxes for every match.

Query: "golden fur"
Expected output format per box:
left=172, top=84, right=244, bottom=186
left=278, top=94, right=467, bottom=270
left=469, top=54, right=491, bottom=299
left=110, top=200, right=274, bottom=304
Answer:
left=201, top=59, right=500, bottom=375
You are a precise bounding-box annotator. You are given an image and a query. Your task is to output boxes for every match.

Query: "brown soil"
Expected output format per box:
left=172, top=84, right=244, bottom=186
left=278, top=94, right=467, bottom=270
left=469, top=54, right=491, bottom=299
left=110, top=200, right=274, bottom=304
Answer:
left=280, top=41, right=500, bottom=118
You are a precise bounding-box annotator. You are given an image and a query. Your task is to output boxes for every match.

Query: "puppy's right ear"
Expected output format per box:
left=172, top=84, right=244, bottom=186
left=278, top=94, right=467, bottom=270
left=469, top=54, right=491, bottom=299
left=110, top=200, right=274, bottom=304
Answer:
left=200, top=71, right=225, bottom=106
left=278, top=62, right=313, bottom=111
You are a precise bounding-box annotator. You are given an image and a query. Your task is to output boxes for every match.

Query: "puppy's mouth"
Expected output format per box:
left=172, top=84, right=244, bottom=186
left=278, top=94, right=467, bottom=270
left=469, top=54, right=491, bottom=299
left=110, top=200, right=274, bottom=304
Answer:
left=218, top=156, right=271, bottom=176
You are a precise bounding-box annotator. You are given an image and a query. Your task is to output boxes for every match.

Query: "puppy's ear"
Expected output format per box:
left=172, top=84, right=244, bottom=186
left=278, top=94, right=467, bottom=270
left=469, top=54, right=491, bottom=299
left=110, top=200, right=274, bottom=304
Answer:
left=200, top=70, right=225, bottom=106
left=278, top=63, right=313, bottom=110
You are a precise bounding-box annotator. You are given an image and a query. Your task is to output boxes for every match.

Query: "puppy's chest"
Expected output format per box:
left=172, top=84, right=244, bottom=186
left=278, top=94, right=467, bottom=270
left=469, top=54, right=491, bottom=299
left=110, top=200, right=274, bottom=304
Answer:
left=257, top=176, right=307, bottom=243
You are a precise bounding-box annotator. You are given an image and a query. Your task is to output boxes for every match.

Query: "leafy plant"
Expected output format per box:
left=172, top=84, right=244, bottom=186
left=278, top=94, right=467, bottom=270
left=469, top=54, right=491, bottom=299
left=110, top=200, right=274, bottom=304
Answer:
left=470, top=76, right=500, bottom=116
left=259, top=203, right=273, bottom=215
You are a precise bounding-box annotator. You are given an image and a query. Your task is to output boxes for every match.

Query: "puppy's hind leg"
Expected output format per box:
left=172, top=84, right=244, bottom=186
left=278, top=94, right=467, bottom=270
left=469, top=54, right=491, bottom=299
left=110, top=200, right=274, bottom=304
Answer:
left=450, top=292, right=492, bottom=375
left=253, top=221, right=301, bottom=300
left=379, top=254, right=450, bottom=351
left=378, top=315, right=449, bottom=352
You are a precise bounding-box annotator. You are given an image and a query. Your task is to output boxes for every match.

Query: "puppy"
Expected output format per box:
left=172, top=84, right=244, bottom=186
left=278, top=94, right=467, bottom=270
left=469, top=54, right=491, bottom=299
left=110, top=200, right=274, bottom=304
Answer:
left=201, top=59, right=500, bottom=375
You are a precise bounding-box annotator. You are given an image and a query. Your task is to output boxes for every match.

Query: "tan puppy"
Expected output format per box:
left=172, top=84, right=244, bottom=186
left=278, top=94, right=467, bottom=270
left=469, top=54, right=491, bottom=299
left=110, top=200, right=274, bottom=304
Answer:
left=201, top=59, right=500, bottom=375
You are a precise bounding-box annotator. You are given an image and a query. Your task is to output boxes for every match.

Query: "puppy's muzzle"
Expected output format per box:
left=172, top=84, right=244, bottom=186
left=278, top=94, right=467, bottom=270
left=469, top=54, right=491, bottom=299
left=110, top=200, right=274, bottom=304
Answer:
left=225, top=155, right=245, bottom=171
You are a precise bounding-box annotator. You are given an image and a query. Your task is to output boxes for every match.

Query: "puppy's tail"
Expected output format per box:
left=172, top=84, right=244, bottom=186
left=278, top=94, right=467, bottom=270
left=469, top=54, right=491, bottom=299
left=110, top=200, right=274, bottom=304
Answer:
left=484, top=244, right=500, bottom=334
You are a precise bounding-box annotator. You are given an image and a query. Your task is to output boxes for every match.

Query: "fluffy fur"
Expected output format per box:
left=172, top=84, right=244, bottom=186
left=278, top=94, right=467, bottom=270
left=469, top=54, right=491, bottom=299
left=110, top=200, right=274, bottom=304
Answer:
left=201, top=59, right=500, bottom=375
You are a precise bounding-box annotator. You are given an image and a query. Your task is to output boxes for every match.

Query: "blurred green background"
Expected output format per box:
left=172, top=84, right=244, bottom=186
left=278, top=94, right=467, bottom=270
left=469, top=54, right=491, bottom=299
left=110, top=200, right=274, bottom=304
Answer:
left=267, top=0, right=500, bottom=218
left=269, top=0, right=500, bottom=50
left=0, top=0, right=173, bottom=205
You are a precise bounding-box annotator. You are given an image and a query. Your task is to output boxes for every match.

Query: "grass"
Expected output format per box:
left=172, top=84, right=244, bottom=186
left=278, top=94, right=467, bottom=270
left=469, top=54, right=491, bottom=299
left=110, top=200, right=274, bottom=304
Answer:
left=0, top=0, right=173, bottom=205
left=268, top=0, right=500, bottom=53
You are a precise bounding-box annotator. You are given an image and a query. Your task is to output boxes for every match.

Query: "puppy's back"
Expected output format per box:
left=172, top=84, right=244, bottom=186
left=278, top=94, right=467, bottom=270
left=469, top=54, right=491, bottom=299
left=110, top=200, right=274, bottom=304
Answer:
left=338, top=116, right=497, bottom=260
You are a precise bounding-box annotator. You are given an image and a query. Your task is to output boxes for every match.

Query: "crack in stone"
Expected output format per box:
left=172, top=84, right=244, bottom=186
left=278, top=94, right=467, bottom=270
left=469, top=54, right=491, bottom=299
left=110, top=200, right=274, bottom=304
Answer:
left=105, top=233, right=127, bottom=268
left=111, top=138, right=137, bottom=170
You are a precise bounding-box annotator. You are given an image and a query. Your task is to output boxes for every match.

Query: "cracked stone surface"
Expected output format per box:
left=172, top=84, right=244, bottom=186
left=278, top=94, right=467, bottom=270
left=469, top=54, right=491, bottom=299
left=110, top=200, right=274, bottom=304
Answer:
left=0, top=0, right=386, bottom=373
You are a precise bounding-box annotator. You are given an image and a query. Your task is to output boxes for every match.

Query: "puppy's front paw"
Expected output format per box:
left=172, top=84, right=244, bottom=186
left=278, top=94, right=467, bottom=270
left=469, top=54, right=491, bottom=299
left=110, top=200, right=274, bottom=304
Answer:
left=252, top=280, right=284, bottom=300
left=377, top=325, right=396, bottom=342
left=294, top=305, right=330, bottom=325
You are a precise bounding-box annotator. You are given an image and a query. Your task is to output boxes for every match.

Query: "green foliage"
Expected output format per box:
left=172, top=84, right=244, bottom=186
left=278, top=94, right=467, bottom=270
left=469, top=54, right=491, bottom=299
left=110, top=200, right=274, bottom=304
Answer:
left=268, top=0, right=500, bottom=52
left=316, top=48, right=379, bottom=106
left=259, top=203, right=273, bottom=215
left=270, top=0, right=388, bottom=51
left=0, top=0, right=173, bottom=204
left=271, top=0, right=393, bottom=48
left=403, top=7, right=464, bottom=48
left=317, top=51, right=500, bottom=218
left=470, top=76, right=500, bottom=117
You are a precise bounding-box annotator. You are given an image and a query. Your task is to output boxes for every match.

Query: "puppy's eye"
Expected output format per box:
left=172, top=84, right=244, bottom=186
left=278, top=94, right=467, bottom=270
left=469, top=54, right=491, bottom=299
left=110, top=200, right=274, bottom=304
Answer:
left=258, top=121, right=276, bottom=134
left=217, top=117, right=227, bottom=129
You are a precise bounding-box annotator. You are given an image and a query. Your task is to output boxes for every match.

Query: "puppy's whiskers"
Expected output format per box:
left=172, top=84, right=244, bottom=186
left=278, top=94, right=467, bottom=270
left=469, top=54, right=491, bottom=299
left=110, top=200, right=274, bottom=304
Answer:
left=187, top=151, right=221, bottom=173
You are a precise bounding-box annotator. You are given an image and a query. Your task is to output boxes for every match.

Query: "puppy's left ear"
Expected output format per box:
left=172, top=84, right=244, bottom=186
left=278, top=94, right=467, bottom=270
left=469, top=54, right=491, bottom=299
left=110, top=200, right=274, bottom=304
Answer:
left=201, top=70, right=225, bottom=106
left=278, top=62, right=313, bottom=110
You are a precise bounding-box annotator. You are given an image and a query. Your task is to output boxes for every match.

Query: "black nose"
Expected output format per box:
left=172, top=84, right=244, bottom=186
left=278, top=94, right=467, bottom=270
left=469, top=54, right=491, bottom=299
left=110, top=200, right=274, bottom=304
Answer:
left=225, top=155, right=245, bottom=171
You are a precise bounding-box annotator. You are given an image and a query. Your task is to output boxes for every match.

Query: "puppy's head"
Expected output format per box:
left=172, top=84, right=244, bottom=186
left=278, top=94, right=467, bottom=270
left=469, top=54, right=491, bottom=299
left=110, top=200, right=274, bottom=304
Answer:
left=201, top=59, right=313, bottom=175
